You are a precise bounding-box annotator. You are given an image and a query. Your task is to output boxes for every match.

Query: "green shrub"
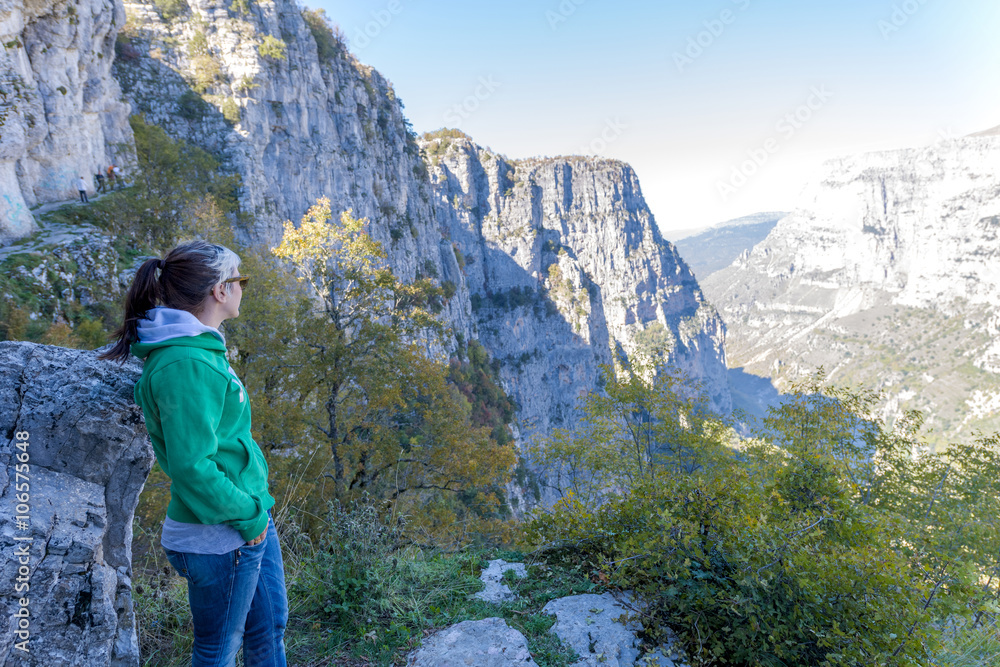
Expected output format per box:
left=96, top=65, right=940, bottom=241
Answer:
left=294, top=497, right=403, bottom=630
left=301, top=8, right=344, bottom=63
left=220, top=97, right=240, bottom=124
left=176, top=90, right=208, bottom=120
left=152, top=0, right=188, bottom=22
left=258, top=35, right=287, bottom=62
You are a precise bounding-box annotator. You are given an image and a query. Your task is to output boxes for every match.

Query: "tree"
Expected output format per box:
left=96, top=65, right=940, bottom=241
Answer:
left=248, top=199, right=515, bottom=538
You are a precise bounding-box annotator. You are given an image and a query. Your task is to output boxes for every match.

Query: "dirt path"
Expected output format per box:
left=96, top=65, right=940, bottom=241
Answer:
left=0, top=198, right=110, bottom=262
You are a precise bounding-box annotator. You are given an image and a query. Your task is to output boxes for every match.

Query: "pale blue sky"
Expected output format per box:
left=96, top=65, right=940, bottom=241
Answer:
left=312, top=0, right=1000, bottom=235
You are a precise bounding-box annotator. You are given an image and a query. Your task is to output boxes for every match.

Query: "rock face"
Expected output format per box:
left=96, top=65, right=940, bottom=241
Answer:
left=0, top=0, right=133, bottom=242
left=405, top=617, right=538, bottom=667
left=704, top=135, right=1000, bottom=443
left=0, top=342, right=154, bottom=666
left=427, top=136, right=731, bottom=451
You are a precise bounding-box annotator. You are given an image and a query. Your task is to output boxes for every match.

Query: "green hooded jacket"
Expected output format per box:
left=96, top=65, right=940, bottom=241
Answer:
left=132, top=331, right=274, bottom=542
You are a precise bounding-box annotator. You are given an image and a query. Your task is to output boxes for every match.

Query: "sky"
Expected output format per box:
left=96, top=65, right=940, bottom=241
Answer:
left=311, top=0, right=1000, bottom=238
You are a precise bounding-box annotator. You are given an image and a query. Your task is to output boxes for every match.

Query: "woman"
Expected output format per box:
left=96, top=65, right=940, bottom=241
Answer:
left=101, top=240, right=287, bottom=666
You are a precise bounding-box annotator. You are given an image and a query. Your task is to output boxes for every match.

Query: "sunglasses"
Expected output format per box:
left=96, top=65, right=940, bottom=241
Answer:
left=223, top=275, right=251, bottom=289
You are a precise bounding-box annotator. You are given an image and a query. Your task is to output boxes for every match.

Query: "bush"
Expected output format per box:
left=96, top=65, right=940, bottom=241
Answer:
left=301, top=8, right=344, bottom=63
left=258, top=35, right=287, bottom=62
left=176, top=90, right=208, bottom=120
left=152, top=0, right=188, bottom=22
left=220, top=97, right=240, bottom=124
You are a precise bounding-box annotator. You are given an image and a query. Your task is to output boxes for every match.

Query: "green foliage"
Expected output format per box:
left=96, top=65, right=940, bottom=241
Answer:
left=187, top=32, right=223, bottom=94
left=152, top=0, right=188, bottom=22
left=448, top=340, right=517, bottom=447
left=301, top=8, right=344, bottom=63
left=258, top=35, right=287, bottom=62
left=176, top=90, right=208, bottom=119
left=230, top=0, right=251, bottom=15
left=525, top=368, right=998, bottom=666
left=295, top=497, right=404, bottom=630
left=220, top=96, right=240, bottom=124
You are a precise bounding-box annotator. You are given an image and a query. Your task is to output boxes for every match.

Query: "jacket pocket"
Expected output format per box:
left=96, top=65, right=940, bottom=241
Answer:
left=236, top=437, right=266, bottom=487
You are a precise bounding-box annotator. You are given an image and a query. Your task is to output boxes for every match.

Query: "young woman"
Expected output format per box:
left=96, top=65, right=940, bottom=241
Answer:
left=101, top=240, right=287, bottom=666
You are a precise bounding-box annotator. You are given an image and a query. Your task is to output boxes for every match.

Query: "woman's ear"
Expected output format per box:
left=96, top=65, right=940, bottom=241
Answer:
left=212, top=282, right=229, bottom=303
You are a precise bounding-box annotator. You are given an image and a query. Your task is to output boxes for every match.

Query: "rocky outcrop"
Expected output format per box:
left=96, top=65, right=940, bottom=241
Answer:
left=0, top=0, right=133, bottom=242
left=405, top=617, right=538, bottom=667
left=704, top=134, right=1000, bottom=442
left=0, top=342, right=153, bottom=666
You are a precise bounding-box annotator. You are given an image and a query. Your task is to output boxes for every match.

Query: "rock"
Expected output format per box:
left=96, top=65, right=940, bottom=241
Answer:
left=474, top=559, right=528, bottom=603
left=0, top=342, right=154, bottom=666
left=542, top=593, right=642, bottom=667
left=406, top=617, right=538, bottom=667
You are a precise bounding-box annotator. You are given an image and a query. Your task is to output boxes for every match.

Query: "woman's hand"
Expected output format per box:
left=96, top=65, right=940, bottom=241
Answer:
left=246, top=527, right=267, bottom=546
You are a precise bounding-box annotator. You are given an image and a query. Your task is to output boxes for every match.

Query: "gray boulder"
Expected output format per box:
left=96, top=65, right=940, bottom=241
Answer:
left=474, top=559, right=528, bottom=603
left=542, top=593, right=642, bottom=667
left=406, top=617, right=538, bottom=667
left=0, top=342, right=153, bottom=666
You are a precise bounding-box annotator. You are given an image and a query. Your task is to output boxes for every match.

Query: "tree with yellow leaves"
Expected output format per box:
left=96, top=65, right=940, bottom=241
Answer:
left=249, top=199, right=515, bottom=538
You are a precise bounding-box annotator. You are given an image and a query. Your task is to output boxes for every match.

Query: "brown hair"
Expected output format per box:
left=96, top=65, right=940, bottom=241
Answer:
left=99, top=240, right=240, bottom=362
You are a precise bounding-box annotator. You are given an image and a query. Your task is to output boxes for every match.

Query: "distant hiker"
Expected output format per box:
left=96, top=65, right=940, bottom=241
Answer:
left=77, top=176, right=89, bottom=203
left=107, top=164, right=116, bottom=189
left=95, top=171, right=106, bottom=193
left=112, top=164, right=123, bottom=189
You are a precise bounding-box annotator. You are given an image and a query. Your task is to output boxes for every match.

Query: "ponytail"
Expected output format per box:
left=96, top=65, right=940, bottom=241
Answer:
left=99, top=258, right=163, bottom=362
left=99, top=240, right=240, bottom=363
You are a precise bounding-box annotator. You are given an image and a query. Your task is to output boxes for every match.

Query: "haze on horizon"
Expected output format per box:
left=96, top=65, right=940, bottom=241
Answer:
left=316, top=0, right=1000, bottom=237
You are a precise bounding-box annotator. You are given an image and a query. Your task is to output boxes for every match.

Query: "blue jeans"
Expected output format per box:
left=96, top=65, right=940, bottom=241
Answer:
left=164, top=515, right=288, bottom=666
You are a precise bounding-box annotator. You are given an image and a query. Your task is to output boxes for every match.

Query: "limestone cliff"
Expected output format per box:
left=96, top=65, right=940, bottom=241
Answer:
left=425, top=135, right=730, bottom=445
left=0, top=0, right=133, bottom=241
left=704, top=135, right=1000, bottom=443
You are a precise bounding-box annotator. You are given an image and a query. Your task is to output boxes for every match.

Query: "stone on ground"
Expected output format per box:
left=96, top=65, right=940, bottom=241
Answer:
left=406, top=617, right=538, bottom=667
left=542, top=592, right=642, bottom=667
left=474, top=559, right=528, bottom=603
